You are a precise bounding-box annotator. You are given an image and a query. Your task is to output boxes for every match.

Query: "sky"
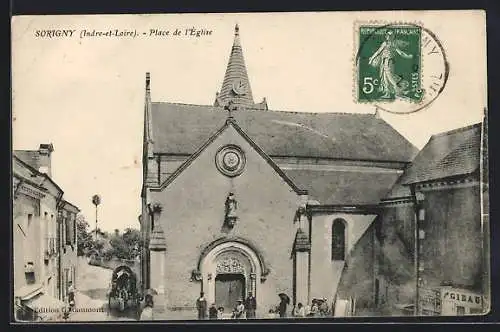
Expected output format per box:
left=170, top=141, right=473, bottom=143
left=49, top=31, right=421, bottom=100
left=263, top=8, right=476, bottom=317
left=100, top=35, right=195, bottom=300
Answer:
left=12, top=11, right=487, bottom=232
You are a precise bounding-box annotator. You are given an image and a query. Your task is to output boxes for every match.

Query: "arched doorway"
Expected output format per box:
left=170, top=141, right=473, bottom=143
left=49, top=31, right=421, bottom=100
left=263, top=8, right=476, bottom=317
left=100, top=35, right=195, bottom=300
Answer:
left=199, top=240, right=263, bottom=311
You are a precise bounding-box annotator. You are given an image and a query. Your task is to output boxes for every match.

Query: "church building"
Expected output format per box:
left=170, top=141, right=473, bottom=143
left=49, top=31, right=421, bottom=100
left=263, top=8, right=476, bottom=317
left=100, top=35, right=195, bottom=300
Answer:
left=139, top=24, right=419, bottom=319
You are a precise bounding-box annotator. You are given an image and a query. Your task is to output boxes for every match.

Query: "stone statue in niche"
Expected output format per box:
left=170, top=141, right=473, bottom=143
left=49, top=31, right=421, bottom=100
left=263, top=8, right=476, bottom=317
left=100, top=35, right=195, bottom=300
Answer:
left=225, top=192, right=238, bottom=228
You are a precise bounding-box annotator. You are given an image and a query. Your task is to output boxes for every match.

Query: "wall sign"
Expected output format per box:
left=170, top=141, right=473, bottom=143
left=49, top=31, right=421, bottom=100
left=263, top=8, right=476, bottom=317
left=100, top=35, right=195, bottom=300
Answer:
left=17, top=183, right=46, bottom=200
left=442, top=290, right=483, bottom=308
left=215, top=145, right=246, bottom=177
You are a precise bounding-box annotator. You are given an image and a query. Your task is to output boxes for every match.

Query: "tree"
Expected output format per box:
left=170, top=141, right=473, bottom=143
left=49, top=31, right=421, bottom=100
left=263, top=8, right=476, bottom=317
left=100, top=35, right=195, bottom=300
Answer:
left=76, top=214, right=92, bottom=256
left=105, top=227, right=142, bottom=260
left=122, top=228, right=142, bottom=260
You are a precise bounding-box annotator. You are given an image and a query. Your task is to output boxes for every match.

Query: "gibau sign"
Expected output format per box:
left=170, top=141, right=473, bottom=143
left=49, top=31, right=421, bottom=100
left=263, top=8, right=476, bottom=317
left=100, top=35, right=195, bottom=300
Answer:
left=441, top=289, right=483, bottom=308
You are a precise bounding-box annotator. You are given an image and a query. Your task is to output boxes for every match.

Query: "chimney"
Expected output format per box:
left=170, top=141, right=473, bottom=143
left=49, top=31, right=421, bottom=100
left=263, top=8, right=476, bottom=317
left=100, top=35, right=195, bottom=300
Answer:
left=38, top=143, right=54, bottom=177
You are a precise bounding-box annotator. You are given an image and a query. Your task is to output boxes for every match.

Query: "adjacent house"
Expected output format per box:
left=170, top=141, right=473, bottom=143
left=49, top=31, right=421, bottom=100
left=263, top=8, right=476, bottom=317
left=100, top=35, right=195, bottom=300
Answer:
left=13, top=144, right=80, bottom=321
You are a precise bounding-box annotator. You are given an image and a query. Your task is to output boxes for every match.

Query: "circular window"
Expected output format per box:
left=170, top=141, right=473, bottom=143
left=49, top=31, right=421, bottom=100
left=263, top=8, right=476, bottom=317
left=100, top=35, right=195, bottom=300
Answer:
left=216, top=145, right=246, bottom=177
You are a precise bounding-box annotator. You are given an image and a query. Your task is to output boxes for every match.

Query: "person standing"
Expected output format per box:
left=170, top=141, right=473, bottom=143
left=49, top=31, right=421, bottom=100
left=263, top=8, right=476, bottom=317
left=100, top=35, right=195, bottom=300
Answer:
left=196, top=292, right=208, bottom=320
left=319, top=298, right=329, bottom=316
left=295, top=303, right=306, bottom=318
left=278, top=298, right=288, bottom=318
left=139, top=294, right=154, bottom=320
left=308, top=299, right=319, bottom=317
left=209, top=303, right=218, bottom=320
left=234, top=299, right=245, bottom=319
left=67, top=281, right=75, bottom=308
left=217, top=306, right=225, bottom=319
left=244, top=292, right=257, bottom=319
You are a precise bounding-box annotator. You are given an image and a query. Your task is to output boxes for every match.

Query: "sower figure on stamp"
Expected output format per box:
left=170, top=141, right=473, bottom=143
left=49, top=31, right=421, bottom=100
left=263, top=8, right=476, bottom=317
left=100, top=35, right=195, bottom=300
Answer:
left=245, top=291, right=257, bottom=318
left=368, top=30, right=413, bottom=99
left=196, top=292, right=208, bottom=320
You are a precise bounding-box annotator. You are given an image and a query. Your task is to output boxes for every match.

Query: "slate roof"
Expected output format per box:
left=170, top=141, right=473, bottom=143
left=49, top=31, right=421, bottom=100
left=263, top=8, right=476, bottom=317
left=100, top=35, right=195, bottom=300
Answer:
left=13, top=150, right=42, bottom=172
left=283, top=169, right=401, bottom=205
left=382, top=174, right=412, bottom=199
left=13, top=155, right=46, bottom=187
left=400, top=123, right=481, bottom=185
left=150, top=102, right=419, bottom=162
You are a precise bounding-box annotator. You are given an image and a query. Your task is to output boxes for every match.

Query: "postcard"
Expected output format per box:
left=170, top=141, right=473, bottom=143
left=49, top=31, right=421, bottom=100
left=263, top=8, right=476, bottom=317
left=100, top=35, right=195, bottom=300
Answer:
left=11, top=11, right=488, bottom=322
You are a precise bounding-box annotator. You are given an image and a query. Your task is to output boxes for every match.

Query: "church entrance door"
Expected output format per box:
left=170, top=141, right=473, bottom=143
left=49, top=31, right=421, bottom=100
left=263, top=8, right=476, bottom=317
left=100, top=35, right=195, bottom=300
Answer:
left=215, top=273, right=245, bottom=311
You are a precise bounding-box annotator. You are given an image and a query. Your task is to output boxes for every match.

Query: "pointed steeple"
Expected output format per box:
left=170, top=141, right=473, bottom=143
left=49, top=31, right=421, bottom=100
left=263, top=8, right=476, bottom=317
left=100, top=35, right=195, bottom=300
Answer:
left=215, top=24, right=256, bottom=109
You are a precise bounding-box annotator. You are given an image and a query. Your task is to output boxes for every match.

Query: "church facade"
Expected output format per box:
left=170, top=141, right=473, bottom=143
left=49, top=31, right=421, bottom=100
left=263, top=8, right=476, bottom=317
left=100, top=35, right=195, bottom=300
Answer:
left=139, top=25, right=428, bottom=319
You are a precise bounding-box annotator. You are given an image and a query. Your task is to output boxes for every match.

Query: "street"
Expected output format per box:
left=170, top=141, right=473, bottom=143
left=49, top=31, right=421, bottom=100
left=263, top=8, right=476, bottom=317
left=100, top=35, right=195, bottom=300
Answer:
left=69, top=256, right=137, bottom=321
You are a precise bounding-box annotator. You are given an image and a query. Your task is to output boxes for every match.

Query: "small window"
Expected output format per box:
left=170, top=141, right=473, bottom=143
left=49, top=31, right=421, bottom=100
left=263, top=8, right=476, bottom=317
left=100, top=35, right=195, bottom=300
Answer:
left=456, top=306, right=466, bottom=316
left=66, top=215, right=72, bottom=245
left=332, top=219, right=346, bottom=261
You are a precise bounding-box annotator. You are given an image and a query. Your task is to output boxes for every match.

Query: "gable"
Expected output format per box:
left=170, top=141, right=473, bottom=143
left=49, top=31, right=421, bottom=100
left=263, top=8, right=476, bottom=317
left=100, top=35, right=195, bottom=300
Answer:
left=149, top=103, right=419, bottom=162
left=149, top=119, right=306, bottom=195
left=12, top=156, right=63, bottom=199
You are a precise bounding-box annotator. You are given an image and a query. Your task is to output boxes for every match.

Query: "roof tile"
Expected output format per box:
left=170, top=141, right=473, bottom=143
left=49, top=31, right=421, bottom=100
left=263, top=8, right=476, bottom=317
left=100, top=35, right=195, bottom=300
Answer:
left=283, top=169, right=401, bottom=205
left=150, top=102, right=419, bottom=162
left=400, top=123, right=481, bottom=184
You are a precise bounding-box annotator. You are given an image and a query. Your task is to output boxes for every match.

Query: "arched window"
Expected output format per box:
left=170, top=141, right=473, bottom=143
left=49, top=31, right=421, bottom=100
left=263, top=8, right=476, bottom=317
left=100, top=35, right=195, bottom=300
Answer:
left=332, top=219, right=346, bottom=261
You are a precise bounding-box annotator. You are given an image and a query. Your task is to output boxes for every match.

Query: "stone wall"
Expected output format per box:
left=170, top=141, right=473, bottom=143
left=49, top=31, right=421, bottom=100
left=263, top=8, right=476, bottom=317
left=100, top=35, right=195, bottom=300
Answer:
left=336, top=225, right=376, bottom=310
left=13, top=194, right=41, bottom=293
left=376, top=203, right=416, bottom=314
left=420, top=185, right=482, bottom=290
left=310, top=212, right=376, bottom=307
left=89, top=257, right=140, bottom=282
left=149, top=126, right=301, bottom=319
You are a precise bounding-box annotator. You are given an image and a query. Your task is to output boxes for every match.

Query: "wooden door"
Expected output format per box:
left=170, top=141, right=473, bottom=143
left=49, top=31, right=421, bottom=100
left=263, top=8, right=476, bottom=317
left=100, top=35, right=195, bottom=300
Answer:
left=215, top=274, right=245, bottom=310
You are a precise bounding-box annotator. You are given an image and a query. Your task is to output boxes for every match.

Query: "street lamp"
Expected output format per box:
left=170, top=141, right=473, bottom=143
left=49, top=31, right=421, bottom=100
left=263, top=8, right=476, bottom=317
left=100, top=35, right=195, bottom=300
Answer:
left=92, top=195, right=101, bottom=242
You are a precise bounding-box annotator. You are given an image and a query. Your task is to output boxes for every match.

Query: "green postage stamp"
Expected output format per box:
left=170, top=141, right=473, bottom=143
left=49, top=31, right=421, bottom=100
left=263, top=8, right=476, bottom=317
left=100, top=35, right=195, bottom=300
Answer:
left=357, top=25, right=423, bottom=103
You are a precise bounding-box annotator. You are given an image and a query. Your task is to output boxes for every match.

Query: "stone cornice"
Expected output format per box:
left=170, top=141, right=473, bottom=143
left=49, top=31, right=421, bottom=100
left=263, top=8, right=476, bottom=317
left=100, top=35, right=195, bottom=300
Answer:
left=307, top=204, right=380, bottom=215
left=416, top=175, right=479, bottom=192
left=379, top=196, right=414, bottom=207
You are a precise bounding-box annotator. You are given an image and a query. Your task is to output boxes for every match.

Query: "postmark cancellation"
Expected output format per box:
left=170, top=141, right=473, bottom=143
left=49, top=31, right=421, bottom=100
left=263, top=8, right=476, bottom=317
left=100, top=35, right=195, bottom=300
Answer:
left=354, top=21, right=450, bottom=114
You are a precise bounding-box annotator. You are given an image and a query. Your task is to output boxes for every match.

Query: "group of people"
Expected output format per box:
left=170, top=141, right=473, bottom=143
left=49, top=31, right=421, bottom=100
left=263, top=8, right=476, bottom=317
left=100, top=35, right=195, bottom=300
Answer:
left=197, top=291, right=257, bottom=320
left=291, top=298, right=331, bottom=318
left=267, top=298, right=331, bottom=318
left=140, top=291, right=332, bottom=320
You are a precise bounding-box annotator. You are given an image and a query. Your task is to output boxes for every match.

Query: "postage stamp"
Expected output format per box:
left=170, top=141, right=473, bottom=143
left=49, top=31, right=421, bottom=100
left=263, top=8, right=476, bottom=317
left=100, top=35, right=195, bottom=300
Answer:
left=357, top=25, right=422, bottom=103
left=354, top=22, right=450, bottom=114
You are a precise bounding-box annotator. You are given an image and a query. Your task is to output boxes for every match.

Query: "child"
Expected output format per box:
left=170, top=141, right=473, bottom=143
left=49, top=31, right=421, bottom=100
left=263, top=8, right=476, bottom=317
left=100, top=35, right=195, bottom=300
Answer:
left=209, top=303, right=218, bottom=320
left=217, top=307, right=225, bottom=319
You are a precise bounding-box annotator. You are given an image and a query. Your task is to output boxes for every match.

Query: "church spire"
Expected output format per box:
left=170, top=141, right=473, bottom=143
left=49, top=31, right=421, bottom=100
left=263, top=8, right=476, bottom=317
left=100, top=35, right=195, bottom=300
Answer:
left=215, top=24, right=256, bottom=109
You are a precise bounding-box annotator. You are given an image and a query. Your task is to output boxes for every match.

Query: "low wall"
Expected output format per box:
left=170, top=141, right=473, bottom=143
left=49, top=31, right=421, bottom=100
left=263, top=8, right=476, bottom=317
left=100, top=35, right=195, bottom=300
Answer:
left=89, top=257, right=140, bottom=281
